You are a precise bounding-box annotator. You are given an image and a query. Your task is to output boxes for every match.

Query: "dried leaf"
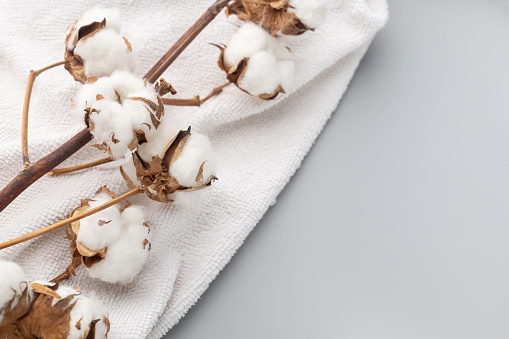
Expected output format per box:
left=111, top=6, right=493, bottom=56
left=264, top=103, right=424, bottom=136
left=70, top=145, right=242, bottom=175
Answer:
left=156, top=96, right=165, bottom=119
left=92, top=141, right=114, bottom=158
left=96, top=94, right=104, bottom=100
left=30, top=283, right=61, bottom=299
left=77, top=19, right=106, bottom=42
left=133, top=129, right=148, bottom=145
left=0, top=284, right=31, bottom=337
left=128, top=97, right=157, bottom=111
left=142, top=239, right=151, bottom=250
left=122, top=36, right=132, bottom=52
left=77, top=242, right=105, bottom=258
left=195, top=161, right=206, bottom=183
left=86, top=76, right=98, bottom=84
left=15, top=293, right=76, bottom=339
left=95, top=185, right=117, bottom=199
left=97, top=220, right=112, bottom=226
left=76, top=316, right=83, bottom=330
left=258, top=85, right=285, bottom=100
left=120, top=166, right=137, bottom=190
left=162, top=127, right=191, bottom=172
left=64, top=52, right=86, bottom=83
left=110, top=132, right=120, bottom=144
left=155, top=78, right=177, bottom=96
left=227, top=57, right=249, bottom=85
left=143, top=222, right=151, bottom=233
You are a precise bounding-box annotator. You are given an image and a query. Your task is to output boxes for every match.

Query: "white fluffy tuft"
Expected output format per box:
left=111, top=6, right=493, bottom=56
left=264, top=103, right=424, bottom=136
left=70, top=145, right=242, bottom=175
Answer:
left=170, top=134, right=216, bottom=187
left=288, top=0, right=335, bottom=29
left=0, top=260, right=27, bottom=322
left=87, top=204, right=150, bottom=284
left=73, top=71, right=160, bottom=159
left=69, top=7, right=135, bottom=78
left=224, top=23, right=295, bottom=96
left=76, top=193, right=122, bottom=252
left=43, top=284, right=109, bottom=339
left=74, top=29, right=135, bottom=78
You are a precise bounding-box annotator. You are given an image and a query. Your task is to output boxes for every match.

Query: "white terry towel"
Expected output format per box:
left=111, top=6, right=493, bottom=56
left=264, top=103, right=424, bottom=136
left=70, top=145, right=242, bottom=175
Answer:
left=0, top=0, right=388, bottom=337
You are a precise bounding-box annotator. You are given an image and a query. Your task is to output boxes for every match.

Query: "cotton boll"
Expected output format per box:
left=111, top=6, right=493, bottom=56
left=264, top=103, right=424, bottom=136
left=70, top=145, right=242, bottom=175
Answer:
left=238, top=51, right=281, bottom=97
left=88, top=100, right=135, bottom=159
left=63, top=286, right=109, bottom=339
left=223, top=23, right=295, bottom=97
left=76, top=192, right=122, bottom=253
left=223, top=22, right=270, bottom=69
left=73, top=77, right=116, bottom=115
left=288, top=0, right=335, bottom=29
left=170, top=133, right=216, bottom=187
left=136, top=116, right=184, bottom=163
left=87, top=205, right=150, bottom=284
left=74, top=29, right=135, bottom=78
left=0, top=260, right=27, bottom=320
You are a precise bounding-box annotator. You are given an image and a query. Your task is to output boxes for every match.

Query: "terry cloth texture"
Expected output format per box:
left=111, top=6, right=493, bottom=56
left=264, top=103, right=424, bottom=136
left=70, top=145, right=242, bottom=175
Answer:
left=0, top=1, right=388, bottom=337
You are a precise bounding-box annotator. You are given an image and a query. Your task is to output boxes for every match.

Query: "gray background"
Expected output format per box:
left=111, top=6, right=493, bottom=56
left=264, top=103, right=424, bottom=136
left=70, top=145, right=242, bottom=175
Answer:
left=164, top=1, right=509, bottom=338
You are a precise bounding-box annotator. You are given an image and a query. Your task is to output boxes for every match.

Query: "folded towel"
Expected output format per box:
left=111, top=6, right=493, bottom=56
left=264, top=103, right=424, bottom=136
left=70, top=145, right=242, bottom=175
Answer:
left=0, top=1, right=388, bottom=337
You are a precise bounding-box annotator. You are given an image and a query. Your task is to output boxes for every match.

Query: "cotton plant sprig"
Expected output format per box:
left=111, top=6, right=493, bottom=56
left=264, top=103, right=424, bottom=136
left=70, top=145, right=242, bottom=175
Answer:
left=0, top=260, right=110, bottom=339
left=0, top=0, right=230, bottom=212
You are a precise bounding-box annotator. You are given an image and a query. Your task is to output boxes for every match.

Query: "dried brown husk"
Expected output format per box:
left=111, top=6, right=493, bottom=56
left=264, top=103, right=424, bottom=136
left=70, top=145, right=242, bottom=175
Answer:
left=0, top=283, right=110, bottom=339
left=64, top=19, right=108, bottom=83
left=121, top=127, right=217, bottom=203
left=225, top=0, right=312, bottom=36
left=215, top=45, right=285, bottom=100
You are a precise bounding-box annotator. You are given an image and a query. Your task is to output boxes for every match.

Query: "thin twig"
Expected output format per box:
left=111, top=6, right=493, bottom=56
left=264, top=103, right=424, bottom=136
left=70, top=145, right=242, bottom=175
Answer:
left=0, top=0, right=229, bottom=213
left=144, top=0, right=231, bottom=83
left=0, top=186, right=143, bottom=250
left=162, top=82, right=231, bottom=107
left=200, top=82, right=231, bottom=104
left=48, top=157, right=113, bottom=176
left=162, top=96, right=201, bottom=107
left=22, top=61, right=66, bottom=167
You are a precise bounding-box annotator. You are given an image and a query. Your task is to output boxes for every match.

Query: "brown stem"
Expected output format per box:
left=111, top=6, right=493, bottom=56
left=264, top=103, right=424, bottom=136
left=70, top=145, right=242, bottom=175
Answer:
left=48, top=157, right=113, bottom=176
left=22, top=61, right=66, bottom=167
left=162, top=96, right=201, bottom=107
left=200, top=82, right=231, bottom=104
left=144, top=0, right=231, bottom=83
left=0, top=187, right=143, bottom=250
left=162, top=82, right=231, bottom=107
left=0, top=128, right=93, bottom=213
left=0, top=1, right=227, bottom=213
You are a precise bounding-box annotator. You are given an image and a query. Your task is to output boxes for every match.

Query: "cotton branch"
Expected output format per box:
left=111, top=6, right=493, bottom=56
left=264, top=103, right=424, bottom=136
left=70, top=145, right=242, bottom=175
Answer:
left=0, top=0, right=230, bottom=213
left=0, top=186, right=142, bottom=250
left=22, top=61, right=66, bottom=167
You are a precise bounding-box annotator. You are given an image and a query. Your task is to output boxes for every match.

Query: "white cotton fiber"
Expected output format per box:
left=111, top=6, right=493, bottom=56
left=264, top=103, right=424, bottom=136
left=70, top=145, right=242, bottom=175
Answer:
left=223, top=23, right=269, bottom=70
left=76, top=193, right=122, bottom=253
left=87, top=205, right=150, bottom=284
left=62, top=286, right=109, bottom=339
left=237, top=51, right=281, bottom=97
left=169, top=134, right=216, bottom=187
left=41, top=284, right=109, bottom=339
left=0, top=260, right=27, bottom=321
left=74, top=29, right=136, bottom=78
left=136, top=115, right=184, bottom=163
left=68, top=7, right=135, bottom=79
left=288, top=0, right=336, bottom=29
left=74, top=71, right=161, bottom=158
left=224, top=23, right=295, bottom=97
left=87, top=100, right=135, bottom=159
